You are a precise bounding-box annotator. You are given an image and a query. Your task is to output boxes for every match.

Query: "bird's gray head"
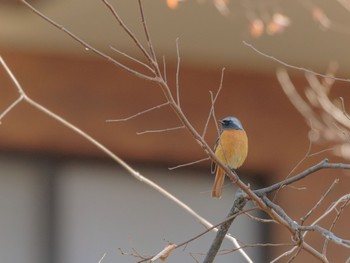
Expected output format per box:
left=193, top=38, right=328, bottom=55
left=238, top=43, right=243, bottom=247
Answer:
left=219, top=116, right=244, bottom=130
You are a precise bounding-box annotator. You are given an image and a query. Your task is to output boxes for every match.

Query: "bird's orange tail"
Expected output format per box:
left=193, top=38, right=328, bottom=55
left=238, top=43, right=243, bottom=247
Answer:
left=212, top=168, right=225, bottom=198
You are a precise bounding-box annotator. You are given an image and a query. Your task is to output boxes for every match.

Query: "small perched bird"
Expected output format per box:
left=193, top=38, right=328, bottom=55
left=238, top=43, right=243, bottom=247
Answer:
left=211, top=116, right=248, bottom=198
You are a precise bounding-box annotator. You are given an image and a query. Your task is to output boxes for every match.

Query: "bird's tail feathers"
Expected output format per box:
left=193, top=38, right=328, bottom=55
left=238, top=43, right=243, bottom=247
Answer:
left=212, top=168, right=225, bottom=198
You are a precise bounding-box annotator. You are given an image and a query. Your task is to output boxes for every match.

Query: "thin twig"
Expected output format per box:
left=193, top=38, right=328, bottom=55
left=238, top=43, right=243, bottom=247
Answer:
left=339, top=97, right=350, bottom=120
left=109, top=45, right=154, bottom=73
left=299, top=225, right=350, bottom=248
left=20, top=0, right=154, bottom=82
left=255, top=159, right=350, bottom=196
left=305, top=72, right=350, bottom=129
left=137, top=207, right=256, bottom=263
left=307, top=147, right=339, bottom=157
left=209, top=90, right=221, bottom=136
left=263, top=197, right=329, bottom=262
left=272, top=194, right=350, bottom=262
left=322, top=197, right=350, bottom=255
left=301, top=179, right=339, bottom=225
left=219, top=242, right=294, bottom=255
left=162, top=56, right=167, bottom=84
left=138, top=0, right=157, bottom=63
left=277, top=68, right=323, bottom=129
left=286, top=246, right=303, bottom=263
left=244, top=212, right=278, bottom=224
left=265, top=194, right=350, bottom=250
left=98, top=253, right=107, bottom=263
left=333, top=122, right=350, bottom=143
left=168, top=157, right=210, bottom=170
left=106, top=102, right=170, bottom=122
left=175, top=207, right=255, bottom=258
left=202, top=68, right=225, bottom=138
left=118, top=247, right=147, bottom=262
left=102, top=0, right=154, bottom=66
left=0, top=95, right=24, bottom=123
left=244, top=41, right=350, bottom=83
left=175, top=38, right=181, bottom=106
left=305, top=194, right=350, bottom=240
left=136, top=125, right=185, bottom=135
left=271, top=194, right=350, bottom=263
left=283, top=185, right=306, bottom=191
left=271, top=121, right=314, bottom=201
left=270, top=247, right=298, bottom=263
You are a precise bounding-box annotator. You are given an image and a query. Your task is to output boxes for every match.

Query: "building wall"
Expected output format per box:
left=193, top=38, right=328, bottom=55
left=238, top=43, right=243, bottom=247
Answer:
left=0, top=153, right=265, bottom=263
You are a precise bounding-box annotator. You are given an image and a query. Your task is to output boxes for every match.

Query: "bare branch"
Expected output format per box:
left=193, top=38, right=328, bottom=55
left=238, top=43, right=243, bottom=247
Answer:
left=337, top=0, right=350, bottom=12
left=137, top=206, right=257, bottom=263
left=101, top=0, right=154, bottom=66
left=255, top=159, right=350, bottom=196
left=168, top=157, right=210, bottom=170
left=175, top=38, right=181, bottom=106
left=305, top=194, right=350, bottom=240
left=202, top=68, right=225, bottom=138
left=271, top=119, right=314, bottom=201
left=118, top=247, right=147, bottom=262
left=287, top=246, right=303, bottom=263
left=266, top=192, right=350, bottom=261
left=98, top=253, right=107, bottom=263
left=244, top=41, right=350, bottom=83
left=278, top=68, right=350, bottom=160
left=0, top=58, right=26, bottom=96
left=0, top=56, right=26, bottom=122
left=307, top=147, right=339, bottom=157
left=20, top=0, right=155, bottom=81
left=300, top=225, right=350, bottom=248
left=209, top=90, right=221, bottom=136
left=220, top=241, right=294, bottom=255
left=277, top=68, right=323, bottom=129
left=0, top=93, right=24, bottom=123
left=106, top=102, right=170, bottom=122
left=150, top=243, right=177, bottom=262
left=162, top=56, right=167, bottom=84
left=339, top=97, right=350, bottom=120
left=305, top=72, right=350, bottom=129
left=270, top=247, right=298, bottom=263
left=109, top=45, right=154, bottom=73
left=262, top=197, right=329, bottom=262
left=244, top=212, right=278, bottom=224
left=322, top=196, right=350, bottom=254
left=204, top=191, right=250, bottom=263
left=301, top=179, right=339, bottom=225
left=136, top=125, right=185, bottom=135
left=137, top=0, right=157, bottom=63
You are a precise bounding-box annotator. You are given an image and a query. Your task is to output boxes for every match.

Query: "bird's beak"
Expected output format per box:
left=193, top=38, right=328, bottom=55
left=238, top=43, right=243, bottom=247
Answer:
left=217, top=119, right=223, bottom=124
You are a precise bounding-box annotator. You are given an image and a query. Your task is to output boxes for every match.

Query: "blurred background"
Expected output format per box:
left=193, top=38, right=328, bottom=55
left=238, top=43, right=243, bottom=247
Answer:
left=1, top=0, right=350, bottom=262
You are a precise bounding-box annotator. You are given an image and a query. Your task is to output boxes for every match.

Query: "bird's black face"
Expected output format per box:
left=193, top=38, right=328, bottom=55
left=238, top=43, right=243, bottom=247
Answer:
left=221, top=119, right=232, bottom=127
left=220, top=116, right=244, bottom=130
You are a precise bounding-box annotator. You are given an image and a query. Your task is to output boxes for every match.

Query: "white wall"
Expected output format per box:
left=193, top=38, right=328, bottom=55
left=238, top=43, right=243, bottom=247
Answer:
left=0, top=155, right=51, bottom=263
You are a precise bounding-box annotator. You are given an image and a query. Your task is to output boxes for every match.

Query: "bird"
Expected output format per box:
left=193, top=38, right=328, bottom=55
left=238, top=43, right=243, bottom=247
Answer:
left=211, top=116, right=248, bottom=198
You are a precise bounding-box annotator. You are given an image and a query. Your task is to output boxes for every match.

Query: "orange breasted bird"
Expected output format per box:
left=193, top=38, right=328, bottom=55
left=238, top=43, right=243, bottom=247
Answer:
left=211, top=116, right=248, bottom=198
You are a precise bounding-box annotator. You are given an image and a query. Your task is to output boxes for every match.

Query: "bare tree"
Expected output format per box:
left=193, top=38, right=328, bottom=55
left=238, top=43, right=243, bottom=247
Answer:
left=1, top=0, right=350, bottom=262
